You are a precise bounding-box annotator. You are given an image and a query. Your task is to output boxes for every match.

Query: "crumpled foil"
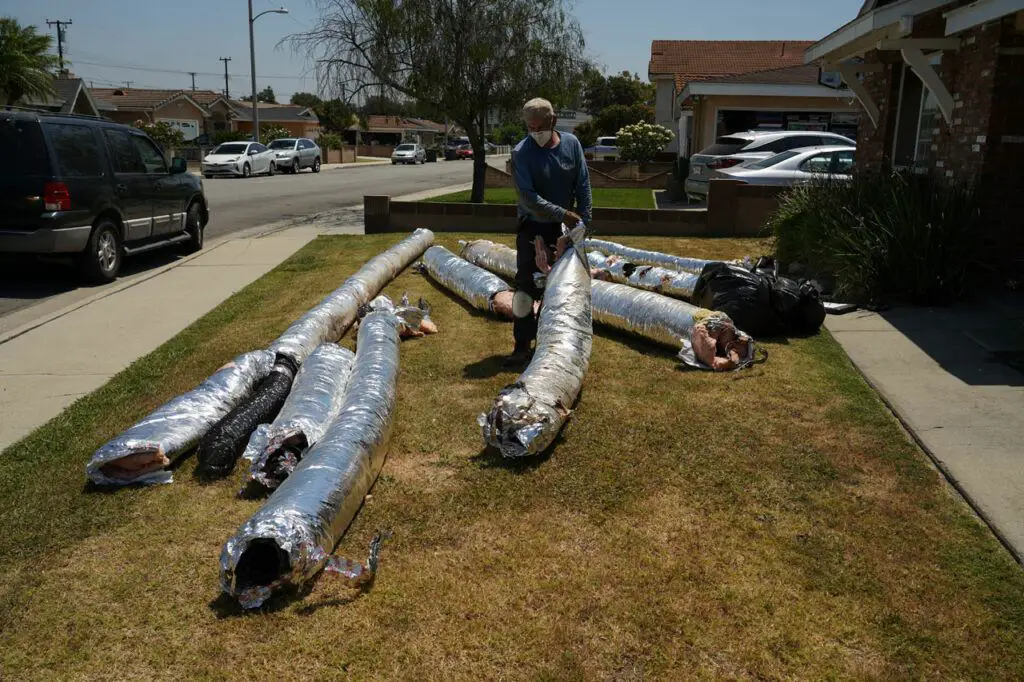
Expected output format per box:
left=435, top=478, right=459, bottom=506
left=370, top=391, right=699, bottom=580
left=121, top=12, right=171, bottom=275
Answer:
left=459, top=239, right=517, bottom=279
left=269, top=228, right=434, bottom=364
left=242, top=344, right=357, bottom=492
left=479, top=227, right=593, bottom=458
left=420, top=245, right=511, bottom=313
left=220, top=306, right=402, bottom=607
left=86, top=350, right=275, bottom=486
left=588, top=251, right=700, bottom=300
left=586, top=238, right=718, bottom=274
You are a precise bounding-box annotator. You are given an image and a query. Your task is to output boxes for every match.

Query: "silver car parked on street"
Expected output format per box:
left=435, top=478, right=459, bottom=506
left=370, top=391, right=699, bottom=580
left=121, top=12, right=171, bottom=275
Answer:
left=391, top=143, right=426, bottom=165
left=267, top=137, right=322, bottom=174
left=714, top=145, right=856, bottom=187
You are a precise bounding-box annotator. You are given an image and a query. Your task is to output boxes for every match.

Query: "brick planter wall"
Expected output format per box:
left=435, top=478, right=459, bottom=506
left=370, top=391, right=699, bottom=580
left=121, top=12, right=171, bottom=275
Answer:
left=489, top=164, right=670, bottom=190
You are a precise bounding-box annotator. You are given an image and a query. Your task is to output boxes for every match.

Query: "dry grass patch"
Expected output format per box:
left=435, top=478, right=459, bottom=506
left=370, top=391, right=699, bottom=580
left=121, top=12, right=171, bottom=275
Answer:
left=1, top=233, right=1022, bottom=679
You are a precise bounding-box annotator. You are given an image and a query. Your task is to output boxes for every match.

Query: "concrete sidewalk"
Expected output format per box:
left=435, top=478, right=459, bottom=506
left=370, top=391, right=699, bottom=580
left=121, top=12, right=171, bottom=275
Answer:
left=827, top=299, right=1024, bottom=562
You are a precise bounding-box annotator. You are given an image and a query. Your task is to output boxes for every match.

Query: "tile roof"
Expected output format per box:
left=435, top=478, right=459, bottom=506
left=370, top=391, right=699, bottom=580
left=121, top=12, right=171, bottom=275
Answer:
left=24, top=78, right=114, bottom=113
left=705, top=64, right=825, bottom=86
left=90, top=87, right=212, bottom=111
left=648, top=40, right=816, bottom=91
left=224, top=100, right=318, bottom=122
left=356, top=115, right=446, bottom=132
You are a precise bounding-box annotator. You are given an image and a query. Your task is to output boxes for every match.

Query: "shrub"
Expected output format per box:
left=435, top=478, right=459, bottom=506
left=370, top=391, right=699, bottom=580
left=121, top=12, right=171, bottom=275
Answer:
left=594, top=103, right=654, bottom=136
left=573, top=120, right=598, bottom=149
left=259, top=124, right=290, bottom=143
left=210, top=130, right=250, bottom=145
left=133, top=120, right=184, bottom=152
left=318, top=132, right=343, bottom=150
left=616, top=122, right=673, bottom=163
left=768, top=170, right=979, bottom=304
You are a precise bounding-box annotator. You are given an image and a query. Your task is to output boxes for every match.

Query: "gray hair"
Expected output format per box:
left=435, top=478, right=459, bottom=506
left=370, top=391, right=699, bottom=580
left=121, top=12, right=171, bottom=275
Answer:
left=522, top=97, right=554, bottom=123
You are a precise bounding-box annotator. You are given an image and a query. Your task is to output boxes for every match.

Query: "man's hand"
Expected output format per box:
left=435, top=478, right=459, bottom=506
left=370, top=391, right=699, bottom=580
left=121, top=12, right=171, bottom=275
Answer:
left=534, top=236, right=551, bottom=274
left=563, top=211, right=581, bottom=227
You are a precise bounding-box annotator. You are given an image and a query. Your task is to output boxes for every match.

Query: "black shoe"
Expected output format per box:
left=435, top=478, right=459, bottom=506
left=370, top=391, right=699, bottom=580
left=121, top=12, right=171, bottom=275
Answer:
left=501, top=349, right=533, bottom=369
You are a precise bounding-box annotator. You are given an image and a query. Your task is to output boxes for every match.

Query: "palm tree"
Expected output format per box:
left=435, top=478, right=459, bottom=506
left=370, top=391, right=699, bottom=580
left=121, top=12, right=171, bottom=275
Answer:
left=0, top=18, right=59, bottom=106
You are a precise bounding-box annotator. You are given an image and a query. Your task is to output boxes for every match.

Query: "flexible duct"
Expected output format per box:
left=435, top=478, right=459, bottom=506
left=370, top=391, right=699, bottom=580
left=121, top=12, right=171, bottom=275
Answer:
left=459, top=239, right=517, bottom=279
left=420, top=245, right=512, bottom=315
left=585, top=238, right=718, bottom=273
left=479, top=229, right=593, bottom=458
left=269, top=228, right=434, bottom=365
left=242, top=344, right=356, bottom=493
left=588, top=251, right=700, bottom=300
left=220, top=300, right=403, bottom=609
left=86, top=350, right=275, bottom=486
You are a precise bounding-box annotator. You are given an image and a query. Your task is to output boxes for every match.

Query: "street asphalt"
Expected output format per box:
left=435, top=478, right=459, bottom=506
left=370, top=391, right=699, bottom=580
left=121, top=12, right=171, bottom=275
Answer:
left=0, top=159, right=482, bottom=320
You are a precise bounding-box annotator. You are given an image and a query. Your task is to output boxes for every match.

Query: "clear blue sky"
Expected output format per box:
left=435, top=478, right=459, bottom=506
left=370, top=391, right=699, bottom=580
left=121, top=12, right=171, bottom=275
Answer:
left=7, top=0, right=863, bottom=102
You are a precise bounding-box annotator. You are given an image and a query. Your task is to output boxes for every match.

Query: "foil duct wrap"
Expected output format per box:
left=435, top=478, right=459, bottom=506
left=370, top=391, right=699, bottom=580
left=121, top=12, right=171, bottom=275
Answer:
left=588, top=251, right=700, bottom=300
left=242, top=344, right=357, bottom=492
left=220, top=305, right=402, bottom=608
left=269, top=228, right=434, bottom=364
left=585, top=238, right=718, bottom=274
left=479, top=229, right=593, bottom=458
left=458, top=239, right=517, bottom=279
left=421, top=245, right=511, bottom=313
left=86, top=350, right=275, bottom=486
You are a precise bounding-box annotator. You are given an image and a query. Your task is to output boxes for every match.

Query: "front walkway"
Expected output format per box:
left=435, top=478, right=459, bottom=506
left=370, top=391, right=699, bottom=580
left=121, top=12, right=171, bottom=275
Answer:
left=827, top=297, right=1024, bottom=562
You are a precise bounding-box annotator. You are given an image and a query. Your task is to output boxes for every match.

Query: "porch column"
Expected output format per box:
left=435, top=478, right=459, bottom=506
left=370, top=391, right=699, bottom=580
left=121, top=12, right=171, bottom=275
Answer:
left=678, top=110, right=692, bottom=157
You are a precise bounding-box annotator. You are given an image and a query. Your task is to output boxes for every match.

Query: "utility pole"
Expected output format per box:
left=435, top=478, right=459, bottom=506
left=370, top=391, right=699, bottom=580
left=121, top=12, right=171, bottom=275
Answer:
left=188, top=72, right=197, bottom=91
left=219, top=57, right=232, bottom=98
left=123, top=81, right=133, bottom=88
left=45, top=19, right=73, bottom=76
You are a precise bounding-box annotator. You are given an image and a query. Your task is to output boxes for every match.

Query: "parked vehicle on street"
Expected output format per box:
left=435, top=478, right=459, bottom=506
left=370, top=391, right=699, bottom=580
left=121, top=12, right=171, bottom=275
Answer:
left=391, top=143, right=426, bottom=165
left=686, top=130, right=855, bottom=201
left=202, top=141, right=277, bottom=178
left=585, top=136, right=619, bottom=160
left=0, top=109, right=209, bottom=282
left=267, top=137, right=322, bottom=174
left=455, top=144, right=474, bottom=160
left=714, top=145, right=856, bottom=187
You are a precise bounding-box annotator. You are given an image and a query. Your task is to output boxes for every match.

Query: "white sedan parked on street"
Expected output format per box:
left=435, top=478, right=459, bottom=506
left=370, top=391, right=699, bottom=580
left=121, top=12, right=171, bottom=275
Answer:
left=201, top=141, right=277, bottom=178
left=715, top=145, right=856, bottom=187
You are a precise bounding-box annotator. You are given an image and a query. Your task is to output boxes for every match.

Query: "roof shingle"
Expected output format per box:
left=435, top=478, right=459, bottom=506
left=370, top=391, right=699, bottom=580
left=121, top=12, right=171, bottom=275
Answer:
left=648, top=40, right=816, bottom=91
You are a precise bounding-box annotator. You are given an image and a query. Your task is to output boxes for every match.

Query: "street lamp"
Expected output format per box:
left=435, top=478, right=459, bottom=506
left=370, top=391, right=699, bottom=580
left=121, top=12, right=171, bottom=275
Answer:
left=248, top=2, right=288, bottom=143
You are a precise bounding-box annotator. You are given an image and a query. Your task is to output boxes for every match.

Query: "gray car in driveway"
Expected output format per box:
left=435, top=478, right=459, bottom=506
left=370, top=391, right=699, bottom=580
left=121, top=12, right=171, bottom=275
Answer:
left=715, top=145, right=856, bottom=187
left=686, top=130, right=854, bottom=201
left=267, top=137, right=322, bottom=174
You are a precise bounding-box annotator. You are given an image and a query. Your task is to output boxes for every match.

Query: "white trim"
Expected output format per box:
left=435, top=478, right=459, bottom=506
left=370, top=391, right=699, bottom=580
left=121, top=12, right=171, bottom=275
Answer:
left=707, top=105, right=856, bottom=112
left=945, top=0, right=1024, bottom=35
left=892, top=64, right=908, bottom=160
left=838, top=63, right=880, bottom=127
left=877, top=37, right=961, bottom=50
left=901, top=47, right=954, bottom=123
left=805, top=0, right=953, bottom=63
left=681, top=82, right=855, bottom=98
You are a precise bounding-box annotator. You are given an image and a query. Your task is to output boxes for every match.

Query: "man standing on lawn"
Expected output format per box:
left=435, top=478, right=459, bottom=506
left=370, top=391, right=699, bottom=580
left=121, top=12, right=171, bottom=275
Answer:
left=506, top=96, right=592, bottom=367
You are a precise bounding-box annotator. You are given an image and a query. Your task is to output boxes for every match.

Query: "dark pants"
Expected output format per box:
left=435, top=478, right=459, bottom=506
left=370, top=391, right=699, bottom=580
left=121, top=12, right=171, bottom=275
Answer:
left=513, top=219, right=562, bottom=352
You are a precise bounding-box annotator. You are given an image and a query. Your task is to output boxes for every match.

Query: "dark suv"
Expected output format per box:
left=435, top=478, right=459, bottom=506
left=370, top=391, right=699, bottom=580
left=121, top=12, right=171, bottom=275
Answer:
left=0, top=109, right=209, bottom=282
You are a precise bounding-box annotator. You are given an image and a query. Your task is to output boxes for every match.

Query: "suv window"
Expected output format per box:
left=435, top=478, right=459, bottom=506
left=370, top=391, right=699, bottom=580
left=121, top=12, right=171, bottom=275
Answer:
left=800, top=152, right=834, bottom=174
left=756, top=135, right=824, bottom=154
left=268, top=139, right=295, bottom=149
left=46, top=123, right=104, bottom=177
left=0, top=118, right=49, bottom=177
left=302, top=139, right=315, bottom=149
left=834, top=149, right=855, bottom=173
left=699, top=136, right=751, bottom=156
left=129, top=135, right=168, bottom=174
left=103, top=129, right=146, bottom=174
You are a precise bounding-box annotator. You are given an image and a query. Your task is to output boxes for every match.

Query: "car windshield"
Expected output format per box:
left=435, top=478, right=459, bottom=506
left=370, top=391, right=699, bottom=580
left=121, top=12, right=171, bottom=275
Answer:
left=396, top=144, right=415, bottom=151
left=745, top=150, right=801, bottom=170
left=214, top=143, right=248, bottom=155
left=268, top=140, right=295, bottom=149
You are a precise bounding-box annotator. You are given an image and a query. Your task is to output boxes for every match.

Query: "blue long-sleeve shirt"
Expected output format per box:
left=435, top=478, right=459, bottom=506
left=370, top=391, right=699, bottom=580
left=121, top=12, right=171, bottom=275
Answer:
left=512, top=131, right=592, bottom=226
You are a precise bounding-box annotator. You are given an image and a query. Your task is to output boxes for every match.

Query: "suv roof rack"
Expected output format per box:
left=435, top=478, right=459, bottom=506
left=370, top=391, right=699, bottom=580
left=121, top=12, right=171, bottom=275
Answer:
left=1, top=104, right=107, bottom=122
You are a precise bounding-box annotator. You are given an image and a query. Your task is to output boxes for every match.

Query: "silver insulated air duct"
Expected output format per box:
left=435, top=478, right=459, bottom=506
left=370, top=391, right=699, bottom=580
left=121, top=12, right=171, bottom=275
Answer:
left=270, top=228, right=434, bottom=364
left=220, top=300, right=403, bottom=609
left=86, top=350, right=275, bottom=486
left=588, top=251, right=700, bottom=300
left=242, top=343, right=357, bottom=492
left=586, top=238, right=717, bottom=273
left=479, top=230, right=593, bottom=458
left=420, top=245, right=511, bottom=314
left=459, top=239, right=517, bottom=279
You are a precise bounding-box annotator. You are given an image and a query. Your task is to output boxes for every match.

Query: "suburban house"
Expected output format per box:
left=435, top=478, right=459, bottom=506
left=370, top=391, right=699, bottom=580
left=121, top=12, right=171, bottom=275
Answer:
left=648, top=40, right=860, bottom=156
left=224, top=100, right=321, bottom=139
left=348, top=115, right=449, bottom=146
left=805, top=0, right=1024, bottom=271
left=22, top=76, right=113, bottom=118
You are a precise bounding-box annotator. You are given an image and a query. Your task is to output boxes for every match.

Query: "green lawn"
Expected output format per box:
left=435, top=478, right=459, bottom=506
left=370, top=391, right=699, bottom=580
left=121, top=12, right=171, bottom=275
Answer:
left=1, top=233, right=1023, bottom=679
left=426, top=187, right=656, bottom=209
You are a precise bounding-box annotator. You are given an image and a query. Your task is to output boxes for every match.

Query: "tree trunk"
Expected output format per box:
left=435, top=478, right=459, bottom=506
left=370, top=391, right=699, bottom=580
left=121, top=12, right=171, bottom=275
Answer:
left=464, top=121, right=487, bottom=203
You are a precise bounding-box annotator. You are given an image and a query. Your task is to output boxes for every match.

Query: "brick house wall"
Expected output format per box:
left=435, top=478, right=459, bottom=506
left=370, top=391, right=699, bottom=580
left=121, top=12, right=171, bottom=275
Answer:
left=852, top=7, right=1024, bottom=273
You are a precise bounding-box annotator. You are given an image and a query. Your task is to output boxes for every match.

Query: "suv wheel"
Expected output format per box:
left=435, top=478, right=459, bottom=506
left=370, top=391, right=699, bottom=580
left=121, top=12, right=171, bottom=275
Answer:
left=242, top=163, right=251, bottom=178
left=79, top=218, right=122, bottom=283
left=291, top=159, right=300, bottom=174
left=182, top=202, right=204, bottom=254
left=312, top=157, right=321, bottom=173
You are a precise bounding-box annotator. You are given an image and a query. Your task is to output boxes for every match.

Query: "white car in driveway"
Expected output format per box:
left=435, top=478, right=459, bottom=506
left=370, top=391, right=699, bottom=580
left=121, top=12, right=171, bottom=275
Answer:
left=267, top=137, right=322, bottom=174
left=715, top=145, right=856, bottom=187
left=202, top=141, right=276, bottom=178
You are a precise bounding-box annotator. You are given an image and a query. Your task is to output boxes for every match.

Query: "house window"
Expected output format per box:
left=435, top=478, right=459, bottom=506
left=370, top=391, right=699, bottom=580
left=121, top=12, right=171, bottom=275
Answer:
left=891, top=55, right=943, bottom=167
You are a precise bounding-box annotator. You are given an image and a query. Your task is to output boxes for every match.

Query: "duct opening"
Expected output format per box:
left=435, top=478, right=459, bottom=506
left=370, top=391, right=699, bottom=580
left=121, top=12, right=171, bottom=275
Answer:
left=234, top=538, right=291, bottom=592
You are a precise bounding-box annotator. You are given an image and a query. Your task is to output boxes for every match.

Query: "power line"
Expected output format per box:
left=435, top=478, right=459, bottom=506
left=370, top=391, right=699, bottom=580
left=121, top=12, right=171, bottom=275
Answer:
left=70, top=58, right=306, bottom=81
left=45, top=19, right=73, bottom=75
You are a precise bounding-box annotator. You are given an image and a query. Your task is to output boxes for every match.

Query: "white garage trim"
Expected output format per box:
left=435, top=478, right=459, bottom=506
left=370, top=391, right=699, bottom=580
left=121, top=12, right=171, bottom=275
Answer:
left=945, top=0, right=1024, bottom=35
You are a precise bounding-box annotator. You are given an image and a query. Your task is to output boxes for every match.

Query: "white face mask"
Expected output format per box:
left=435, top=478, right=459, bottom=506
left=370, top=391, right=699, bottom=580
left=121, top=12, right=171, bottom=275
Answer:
left=530, top=130, right=553, bottom=147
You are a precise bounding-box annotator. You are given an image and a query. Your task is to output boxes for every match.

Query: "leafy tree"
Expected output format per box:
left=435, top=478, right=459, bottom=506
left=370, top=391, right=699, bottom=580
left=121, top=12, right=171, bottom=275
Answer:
left=617, top=122, right=674, bottom=163
left=489, top=120, right=526, bottom=145
left=0, top=18, right=59, bottom=106
left=132, top=120, right=184, bottom=153
left=290, top=91, right=322, bottom=107
left=594, top=103, right=654, bottom=136
left=583, top=69, right=653, bottom=114
left=210, top=130, right=250, bottom=145
left=259, top=123, right=289, bottom=142
left=572, top=120, right=598, bottom=149
left=318, top=131, right=343, bottom=149
left=289, top=0, right=589, bottom=202
left=242, top=85, right=277, bottom=103
left=314, top=98, right=357, bottom=132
